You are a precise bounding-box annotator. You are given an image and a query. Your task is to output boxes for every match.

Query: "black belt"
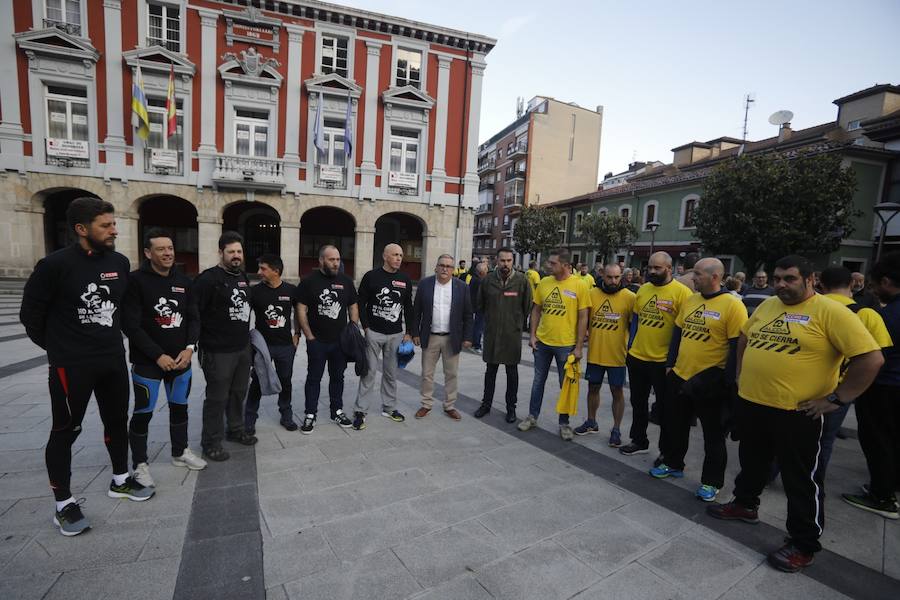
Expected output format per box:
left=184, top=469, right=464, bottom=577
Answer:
left=431, top=332, right=450, bottom=336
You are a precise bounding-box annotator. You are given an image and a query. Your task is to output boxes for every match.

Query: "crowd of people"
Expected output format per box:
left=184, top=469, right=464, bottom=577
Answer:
left=18, top=197, right=900, bottom=578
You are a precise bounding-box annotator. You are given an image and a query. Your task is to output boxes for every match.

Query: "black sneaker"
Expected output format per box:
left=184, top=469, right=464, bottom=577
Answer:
left=280, top=417, right=298, bottom=432
left=332, top=410, right=353, bottom=428
left=382, top=410, right=406, bottom=422
left=108, top=476, right=155, bottom=501
left=352, top=411, right=366, bottom=430
left=226, top=431, right=258, bottom=446
left=842, top=492, right=899, bottom=519
left=202, top=446, right=230, bottom=462
left=300, top=414, right=316, bottom=434
left=619, top=442, right=650, bottom=456
left=54, top=499, right=90, bottom=537
left=245, top=425, right=256, bottom=436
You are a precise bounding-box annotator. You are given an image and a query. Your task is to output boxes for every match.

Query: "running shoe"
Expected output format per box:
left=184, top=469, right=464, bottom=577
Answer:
left=619, top=442, right=649, bottom=456
left=173, top=448, right=207, bottom=470
left=517, top=415, right=538, bottom=432
left=706, top=500, right=759, bottom=524
left=559, top=424, right=574, bottom=441
left=842, top=493, right=899, bottom=520
left=202, top=446, right=230, bottom=462
left=108, top=476, right=155, bottom=501
left=332, top=410, right=353, bottom=428
left=280, top=417, right=298, bottom=432
left=608, top=427, right=622, bottom=447
left=300, top=414, right=316, bottom=434
left=54, top=499, right=90, bottom=537
left=133, top=462, right=155, bottom=488
left=226, top=431, right=258, bottom=446
left=573, top=421, right=599, bottom=436
left=767, top=541, right=814, bottom=573
left=649, top=464, right=684, bottom=479
left=352, top=411, right=366, bottom=431
left=382, top=410, right=405, bottom=422
left=696, top=485, right=719, bottom=502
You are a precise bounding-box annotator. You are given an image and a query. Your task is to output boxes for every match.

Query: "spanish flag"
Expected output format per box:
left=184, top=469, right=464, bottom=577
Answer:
left=131, top=63, right=150, bottom=141
left=165, top=63, right=176, bottom=138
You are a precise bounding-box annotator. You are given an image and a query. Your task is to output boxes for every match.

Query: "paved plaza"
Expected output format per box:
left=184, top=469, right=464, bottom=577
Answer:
left=0, top=288, right=897, bottom=600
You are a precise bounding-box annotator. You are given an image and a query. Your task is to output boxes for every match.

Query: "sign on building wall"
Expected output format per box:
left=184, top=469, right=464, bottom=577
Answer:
left=150, top=149, right=179, bottom=168
left=46, top=138, right=89, bottom=159
left=389, top=171, right=418, bottom=188
left=319, top=165, right=344, bottom=182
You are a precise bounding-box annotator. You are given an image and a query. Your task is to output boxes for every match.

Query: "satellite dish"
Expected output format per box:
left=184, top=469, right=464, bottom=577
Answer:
left=768, top=110, right=794, bottom=126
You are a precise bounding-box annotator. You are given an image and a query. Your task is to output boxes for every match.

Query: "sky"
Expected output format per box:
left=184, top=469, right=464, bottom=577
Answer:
left=330, top=0, right=900, bottom=180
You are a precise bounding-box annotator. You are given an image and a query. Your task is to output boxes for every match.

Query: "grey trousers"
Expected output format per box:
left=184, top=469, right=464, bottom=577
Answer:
left=200, top=345, right=251, bottom=450
left=354, top=329, right=403, bottom=414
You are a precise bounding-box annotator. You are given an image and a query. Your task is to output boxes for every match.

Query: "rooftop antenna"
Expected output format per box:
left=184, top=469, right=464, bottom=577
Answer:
left=742, top=93, right=755, bottom=141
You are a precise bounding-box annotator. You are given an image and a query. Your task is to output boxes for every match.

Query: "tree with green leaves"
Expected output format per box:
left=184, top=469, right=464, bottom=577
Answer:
left=578, top=211, right=639, bottom=265
left=512, top=205, right=564, bottom=259
left=693, top=150, right=859, bottom=272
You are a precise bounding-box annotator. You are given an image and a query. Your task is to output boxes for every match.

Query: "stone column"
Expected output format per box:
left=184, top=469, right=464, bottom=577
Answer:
left=198, top=219, right=221, bottom=271
left=283, top=25, right=304, bottom=187
left=280, top=223, right=301, bottom=282
left=116, top=214, right=140, bottom=267
left=360, top=41, right=382, bottom=195
left=430, top=55, right=452, bottom=179
left=353, top=226, right=375, bottom=285
left=0, top=0, right=24, bottom=172
left=463, top=55, right=487, bottom=208
left=197, top=10, right=220, bottom=186
left=102, top=0, right=127, bottom=178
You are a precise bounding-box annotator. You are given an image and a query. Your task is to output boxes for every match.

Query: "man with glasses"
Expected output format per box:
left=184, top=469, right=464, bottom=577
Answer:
left=742, top=270, right=775, bottom=316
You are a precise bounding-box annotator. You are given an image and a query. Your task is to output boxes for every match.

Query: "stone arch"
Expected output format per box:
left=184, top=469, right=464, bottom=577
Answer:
left=374, top=211, right=427, bottom=281
left=223, top=201, right=282, bottom=273
left=137, top=194, right=200, bottom=275
left=299, top=206, right=357, bottom=278
left=35, top=187, right=102, bottom=254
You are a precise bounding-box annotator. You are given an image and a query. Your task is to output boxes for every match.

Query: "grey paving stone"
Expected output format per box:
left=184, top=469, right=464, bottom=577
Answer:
left=570, top=562, right=684, bottom=600
left=137, top=516, right=189, bottom=561
left=482, top=440, right=562, bottom=469
left=0, top=572, right=60, bottom=600
left=262, top=528, right=337, bottom=587
left=720, top=563, right=852, bottom=600
left=474, top=539, right=600, bottom=600
left=260, top=486, right=364, bottom=533
left=314, top=435, right=396, bottom=461
left=293, top=455, right=377, bottom=493
left=283, top=549, right=422, bottom=600
left=0, top=433, right=55, bottom=454
left=554, top=510, right=665, bottom=576
left=0, top=404, right=33, bottom=419
left=411, top=574, right=493, bottom=600
left=613, top=497, right=697, bottom=540
left=408, top=481, right=506, bottom=527
left=175, top=531, right=263, bottom=597
left=393, top=525, right=503, bottom=588
left=884, top=521, right=900, bottom=580
left=0, top=417, right=47, bottom=434
left=344, top=468, right=439, bottom=509
left=266, top=585, right=289, bottom=600
left=0, top=466, right=102, bottom=500
left=0, top=492, right=118, bottom=534
left=43, top=556, right=179, bottom=600
left=196, top=447, right=257, bottom=491
left=321, top=502, right=437, bottom=560
left=0, top=449, right=45, bottom=474
left=420, top=454, right=504, bottom=489
left=256, top=444, right=330, bottom=475
left=0, top=532, right=30, bottom=566
left=426, top=432, right=502, bottom=452
left=106, top=486, right=195, bottom=523
left=478, top=464, right=568, bottom=503
left=818, top=508, right=885, bottom=572
left=257, top=469, right=303, bottom=498
left=187, top=483, right=260, bottom=541
left=3, top=526, right=152, bottom=575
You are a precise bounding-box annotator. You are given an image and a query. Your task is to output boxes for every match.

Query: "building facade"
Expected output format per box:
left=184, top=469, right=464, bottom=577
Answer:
left=472, top=96, right=602, bottom=261
left=550, top=84, right=900, bottom=274
left=0, top=0, right=496, bottom=281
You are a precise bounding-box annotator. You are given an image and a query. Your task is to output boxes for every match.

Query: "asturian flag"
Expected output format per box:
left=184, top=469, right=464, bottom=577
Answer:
left=165, top=63, right=177, bottom=138
left=131, top=63, right=150, bottom=141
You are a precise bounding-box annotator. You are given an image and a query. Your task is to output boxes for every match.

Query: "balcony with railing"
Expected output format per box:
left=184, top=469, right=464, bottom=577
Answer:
left=212, top=154, right=285, bottom=191
left=508, top=140, right=528, bottom=159
left=144, top=148, right=184, bottom=176
left=313, top=163, right=347, bottom=190
left=503, top=192, right=524, bottom=211
left=473, top=224, right=493, bottom=236
left=477, top=158, right=496, bottom=173
left=45, top=138, right=90, bottom=168
left=475, top=202, right=493, bottom=215
left=478, top=180, right=494, bottom=191
left=505, top=167, right=526, bottom=182
left=146, top=36, right=180, bottom=53
left=44, top=19, right=82, bottom=36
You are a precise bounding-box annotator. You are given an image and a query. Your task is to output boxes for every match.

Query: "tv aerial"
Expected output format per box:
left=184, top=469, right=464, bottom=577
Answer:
left=768, top=110, right=794, bottom=126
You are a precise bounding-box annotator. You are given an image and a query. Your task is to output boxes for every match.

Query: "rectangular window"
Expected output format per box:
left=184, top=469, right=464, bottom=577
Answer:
left=45, top=85, right=89, bottom=166
left=318, top=118, right=346, bottom=167
left=147, top=3, right=180, bottom=52
left=321, top=35, right=349, bottom=77
left=621, top=207, right=630, bottom=220
left=645, top=204, right=656, bottom=228
left=45, top=0, right=81, bottom=34
left=146, top=97, right=183, bottom=150
left=234, top=109, right=269, bottom=157
left=389, top=129, right=419, bottom=192
left=847, top=119, right=861, bottom=131
left=395, top=48, right=421, bottom=89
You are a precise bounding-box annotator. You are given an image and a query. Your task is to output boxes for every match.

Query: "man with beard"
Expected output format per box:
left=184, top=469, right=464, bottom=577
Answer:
left=708, top=255, right=883, bottom=572
left=474, top=247, right=532, bottom=422
left=193, top=231, right=256, bottom=462
left=294, top=245, right=359, bottom=433
left=21, top=197, right=153, bottom=536
left=851, top=271, right=879, bottom=308
left=352, top=243, right=413, bottom=430
left=650, top=258, right=747, bottom=503
left=573, top=264, right=635, bottom=447
left=123, top=228, right=205, bottom=489
left=620, top=252, right=692, bottom=458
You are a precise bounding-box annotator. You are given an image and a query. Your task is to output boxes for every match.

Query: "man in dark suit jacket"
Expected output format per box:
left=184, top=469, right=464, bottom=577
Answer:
left=412, top=254, right=474, bottom=420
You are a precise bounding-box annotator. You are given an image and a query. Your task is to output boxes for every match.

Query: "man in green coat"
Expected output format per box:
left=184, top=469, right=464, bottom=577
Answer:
left=474, top=247, right=533, bottom=422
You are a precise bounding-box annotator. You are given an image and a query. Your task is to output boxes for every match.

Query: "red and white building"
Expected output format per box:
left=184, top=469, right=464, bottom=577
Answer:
left=0, top=0, right=495, bottom=280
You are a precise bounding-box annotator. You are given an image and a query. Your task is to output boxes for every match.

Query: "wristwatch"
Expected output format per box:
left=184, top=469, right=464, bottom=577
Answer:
left=186, top=344, right=197, bottom=352
left=826, top=392, right=843, bottom=406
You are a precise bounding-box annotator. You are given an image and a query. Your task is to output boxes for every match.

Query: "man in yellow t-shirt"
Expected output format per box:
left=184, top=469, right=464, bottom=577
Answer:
left=526, top=261, right=541, bottom=290
left=578, top=263, right=595, bottom=288
left=620, top=252, right=692, bottom=458
left=573, top=264, right=635, bottom=447
left=518, top=248, right=591, bottom=441
left=649, top=259, right=747, bottom=503
left=708, top=255, right=883, bottom=573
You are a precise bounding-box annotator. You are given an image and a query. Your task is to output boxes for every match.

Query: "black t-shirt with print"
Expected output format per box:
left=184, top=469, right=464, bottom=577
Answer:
left=357, top=267, right=413, bottom=335
left=250, top=281, right=296, bottom=347
left=293, top=270, right=358, bottom=343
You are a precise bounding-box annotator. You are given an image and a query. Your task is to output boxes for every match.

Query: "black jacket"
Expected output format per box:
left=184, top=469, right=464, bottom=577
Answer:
left=122, top=261, right=200, bottom=366
left=340, top=323, right=369, bottom=377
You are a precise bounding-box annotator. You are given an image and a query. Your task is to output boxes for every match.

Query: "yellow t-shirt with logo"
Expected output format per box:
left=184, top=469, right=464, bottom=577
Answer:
left=674, top=292, right=748, bottom=380
left=534, top=275, right=592, bottom=347
left=580, top=273, right=595, bottom=288
left=628, top=279, right=693, bottom=362
left=823, top=294, right=893, bottom=348
left=526, top=269, right=541, bottom=290
left=739, top=294, right=881, bottom=410
left=588, top=287, right=636, bottom=367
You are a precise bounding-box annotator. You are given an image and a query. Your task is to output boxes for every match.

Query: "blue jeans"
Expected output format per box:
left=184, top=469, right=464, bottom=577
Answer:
left=304, top=339, right=347, bottom=417
left=472, top=312, right=485, bottom=350
left=528, top=341, right=575, bottom=423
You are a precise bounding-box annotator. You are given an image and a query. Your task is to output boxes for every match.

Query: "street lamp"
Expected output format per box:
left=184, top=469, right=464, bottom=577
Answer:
left=874, top=202, right=900, bottom=262
left=648, top=220, right=660, bottom=256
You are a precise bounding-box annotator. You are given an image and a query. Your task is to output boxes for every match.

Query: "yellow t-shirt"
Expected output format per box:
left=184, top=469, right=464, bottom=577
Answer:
left=534, top=275, right=592, bottom=347
left=674, top=292, right=748, bottom=380
left=588, top=287, right=636, bottom=367
left=526, top=269, right=541, bottom=290
left=628, top=279, right=693, bottom=362
left=739, top=294, right=881, bottom=410
left=580, top=273, right=595, bottom=287
left=824, top=294, right=894, bottom=348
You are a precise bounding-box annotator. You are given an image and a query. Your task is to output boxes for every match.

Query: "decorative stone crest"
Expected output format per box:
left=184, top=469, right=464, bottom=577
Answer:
left=221, top=47, right=281, bottom=78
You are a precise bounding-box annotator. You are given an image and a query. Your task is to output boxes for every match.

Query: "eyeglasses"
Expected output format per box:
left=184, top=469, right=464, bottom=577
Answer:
left=437, top=264, right=454, bottom=269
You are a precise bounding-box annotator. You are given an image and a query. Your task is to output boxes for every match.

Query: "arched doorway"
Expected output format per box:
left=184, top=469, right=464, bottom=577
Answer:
left=41, top=188, right=101, bottom=254
left=299, top=207, right=355, bottom=278
left=223, top=202, right=281, bottom=274
left=374, top=212, right=424, bottom=281
left=138, top=195, right=199, bottom=275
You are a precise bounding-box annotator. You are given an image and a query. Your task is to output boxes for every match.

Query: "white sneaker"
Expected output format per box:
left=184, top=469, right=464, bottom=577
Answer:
left=133, top=462, right=155, bottom=487
left=172, top=448, right=208, bottom=471
left=517, top=415, right=538, bottom=432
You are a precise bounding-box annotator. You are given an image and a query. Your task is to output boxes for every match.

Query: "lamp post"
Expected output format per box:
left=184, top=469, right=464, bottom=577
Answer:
left=648, top=220, right=660, bottom=256
left=874, top=202, right=900, bottom=262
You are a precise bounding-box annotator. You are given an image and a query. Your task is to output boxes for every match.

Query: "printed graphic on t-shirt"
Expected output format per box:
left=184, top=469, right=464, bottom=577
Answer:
left=230, top=287, right=251, bottom=322
left=318, top=288, right=341, bottom=320
left=153, top=297, right=183, bottom=329
left=591, top=299, right=621, bottom=330
left=638, top=295, right=665, bottom=329
left=264, top=304, right=287, bottom=329
left=78, top=282, right=117, bottom=327
left=542, top=287, right=567, bottom=316
left=682, top=303, right=711, bottom=341
left=748, top=312, right=800, bottom=354
left=373, top=287, right=402, bottom=323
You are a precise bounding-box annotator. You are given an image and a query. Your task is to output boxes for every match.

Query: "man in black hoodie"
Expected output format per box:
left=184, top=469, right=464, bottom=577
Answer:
left=192, top=231, right=256, bottom=462
left=20, top=197, right=154, bottom=537
left=122, top=228, right=206, bottom=488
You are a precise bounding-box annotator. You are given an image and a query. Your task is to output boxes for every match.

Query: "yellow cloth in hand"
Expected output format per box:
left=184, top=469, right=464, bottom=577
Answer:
left=556, top=354, right=580, bottom=416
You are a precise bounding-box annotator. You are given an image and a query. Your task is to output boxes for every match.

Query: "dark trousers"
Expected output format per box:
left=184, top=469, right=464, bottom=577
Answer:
left=661, top=371, right=727, bottom=488
left=305, top=339, right=347, bottom=417
left=200, top=346, right=251, bottom=450
left=472, top=312, right=485, bottom=350
left=483, top=363, right=518, bottom=408
left=47, top=360, right=130, bottom=501
left=130, top=363, right=191, bottom=466
left=625, top=355, right=667, bottom=448
left=855, top=383, right=900, bottom=500
left=733, top=398, right=825, bottom=554
left=245, top=344, right=296, bottom=427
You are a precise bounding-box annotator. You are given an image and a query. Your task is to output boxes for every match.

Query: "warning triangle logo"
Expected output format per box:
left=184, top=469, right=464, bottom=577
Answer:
left=641, top=295, right=659, bottom=315
left=685, top=304, right=706, bottom=325
left=543, top=286, right=567, bottom=316
left=599, top=299, right=613, bottom=314
left=760, top=312, right=791, bottom=335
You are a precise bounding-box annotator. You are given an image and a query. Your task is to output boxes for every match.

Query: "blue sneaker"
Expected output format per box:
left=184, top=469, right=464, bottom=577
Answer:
left=696, top=484, right=719, bottom=502
left=608, top=427, right=622, bottom=447
left=574, top=420, right=599, bottom=436
left=649, top=464, right=684, bottom=479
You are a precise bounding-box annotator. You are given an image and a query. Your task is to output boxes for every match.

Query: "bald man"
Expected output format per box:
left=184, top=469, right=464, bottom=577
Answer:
left=351, top=244, right=415, bottom=429
left=650, top=258, right=748, bottom=502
